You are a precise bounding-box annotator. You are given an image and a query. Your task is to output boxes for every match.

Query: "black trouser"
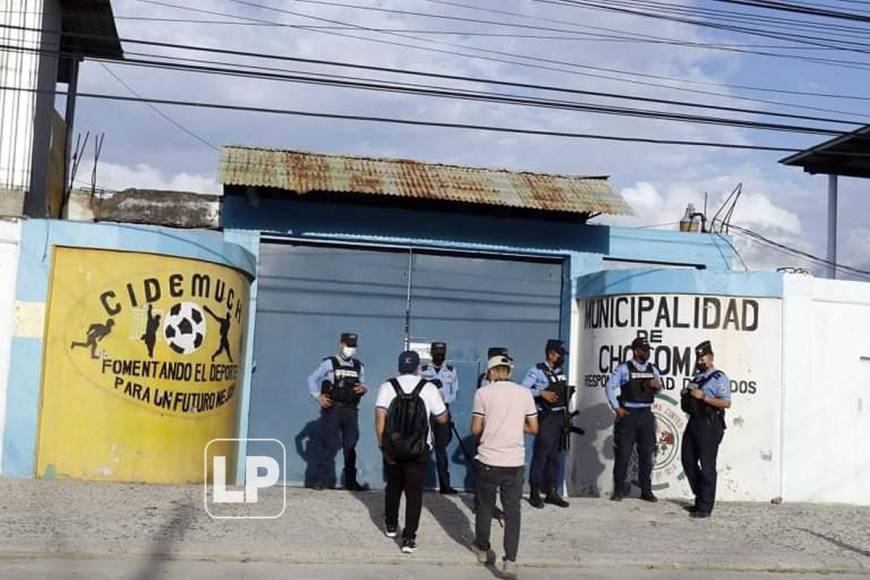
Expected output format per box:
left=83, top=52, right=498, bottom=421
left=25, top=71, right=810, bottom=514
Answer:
left=432, top=407, right=453, bottom=489
left=681, top=415, right=725, bottom=514
left=529, top=411, right=563, bottom=488
left=384, top=453, right=429, bottom=540
left=318, top=406, right=360, bottom=487
left=613, top=406, right=656, bottom=495
left=475, top=461, right=524, bottom=562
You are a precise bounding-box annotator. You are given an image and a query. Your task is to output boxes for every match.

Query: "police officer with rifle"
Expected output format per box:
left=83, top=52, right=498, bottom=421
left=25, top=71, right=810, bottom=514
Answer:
left=522, top=339, right=576, bottom=509
left=681, top=340, right=731, bottom=518
left=421, top=341, right=460, bottom=495
left=307, top=332, right=369, bottom=491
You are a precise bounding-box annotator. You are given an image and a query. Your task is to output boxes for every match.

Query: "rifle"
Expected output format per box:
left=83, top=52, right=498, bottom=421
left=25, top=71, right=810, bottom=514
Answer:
left=558, top=385, right=585, bottom=451
left=450, top=420, right=504, bottom=528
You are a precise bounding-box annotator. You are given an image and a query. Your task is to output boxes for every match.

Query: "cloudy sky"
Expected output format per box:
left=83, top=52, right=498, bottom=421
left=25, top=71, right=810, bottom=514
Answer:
left=69, top=0, right=869, bottom=278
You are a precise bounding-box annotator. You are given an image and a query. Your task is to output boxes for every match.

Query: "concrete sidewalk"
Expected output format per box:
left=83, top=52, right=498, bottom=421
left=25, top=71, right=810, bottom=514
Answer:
left=0, top=480, right=868, bottom=575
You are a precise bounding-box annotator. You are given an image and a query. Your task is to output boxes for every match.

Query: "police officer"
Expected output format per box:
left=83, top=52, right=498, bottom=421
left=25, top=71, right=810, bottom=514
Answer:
left=606, top=336, right=663, bottom=502
left=681, top=340, right=731, bottom=518
left=307, top=332, right=368, bottom=491
left=422, top=341, right=460, bottom=495
left=478, top=347, right=508, bottom=389
left=523, top=339, right=570, bottom=509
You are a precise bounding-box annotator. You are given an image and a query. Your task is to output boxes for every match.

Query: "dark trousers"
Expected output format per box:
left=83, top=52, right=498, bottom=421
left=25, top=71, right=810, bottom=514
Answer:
left=318, top=406, right=360, bottom=487
left=613, top=407, right=656, bottom=494
left=475, top=461, right=524, bottom=562
left=432, top=411, right=453, bottom=489
left=384, top=453, right=429, bottom=540
left=529, top=412, right=563, bottom=488
left=681, top=416, right=724, bottom=514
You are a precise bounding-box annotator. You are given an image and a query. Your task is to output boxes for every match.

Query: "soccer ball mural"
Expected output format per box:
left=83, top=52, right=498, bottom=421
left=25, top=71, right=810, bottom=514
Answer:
left=163, top=302, right=206, bottom=355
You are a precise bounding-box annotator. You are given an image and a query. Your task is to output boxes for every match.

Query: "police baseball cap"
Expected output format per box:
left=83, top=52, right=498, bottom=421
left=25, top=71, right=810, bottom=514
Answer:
left=430, top=341, right=447, bottom=354
left=631, top=337, right=650, bottom=351
left=399, top=350, right=420, bottom=374
left=546, top=339, right=566, bottom=354
left=487, top=354, right=514, bottom=371
left=340, top=333, right=358, bottom=347
left=695, top=340, right=714, bottom=358
left=486, top=346, right=509, bottom=358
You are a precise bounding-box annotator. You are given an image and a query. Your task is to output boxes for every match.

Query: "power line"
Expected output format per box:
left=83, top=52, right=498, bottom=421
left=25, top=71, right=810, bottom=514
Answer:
left=711, top=0, right=870, bottom=23
left=98, top=62, right=218, bottom=151
left=5, top=23, right=867, bottom=126
left=4, top=39, right=859, bottom=137
left=0, top=83, right=812, bottom=152
left=136, top=0, right=869, bottom=117
left=540, top=0, right=870, bottom=54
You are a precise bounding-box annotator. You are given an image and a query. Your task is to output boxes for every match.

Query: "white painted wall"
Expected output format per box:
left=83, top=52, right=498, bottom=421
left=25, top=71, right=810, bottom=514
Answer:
left=781, top=274, right=870, bottom=505
left=570, top=293, right=783, bottom=502
left=0, top=218, right=22, bottom=470
left=0, top=1, right=44, bottom=196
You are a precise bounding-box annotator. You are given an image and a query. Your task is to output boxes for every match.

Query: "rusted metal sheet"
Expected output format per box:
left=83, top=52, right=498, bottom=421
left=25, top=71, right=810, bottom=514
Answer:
left=219, top=146, right=633, bottom=216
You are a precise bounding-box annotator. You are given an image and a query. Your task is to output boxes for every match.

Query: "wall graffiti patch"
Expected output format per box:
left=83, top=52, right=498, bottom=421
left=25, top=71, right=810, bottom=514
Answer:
left=38, top=246, right=252, bottom=483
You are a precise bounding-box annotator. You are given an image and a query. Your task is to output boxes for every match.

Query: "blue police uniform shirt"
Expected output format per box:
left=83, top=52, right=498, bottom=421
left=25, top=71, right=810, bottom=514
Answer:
left=307, top=356, right=366, bottom=400
left=421, top=364, right=459, bottom=405
left=605, top=360, right=662, bottom=410
left=692, top=367, right=731, bottom=400
left=522, top=363, right=566, bottom=412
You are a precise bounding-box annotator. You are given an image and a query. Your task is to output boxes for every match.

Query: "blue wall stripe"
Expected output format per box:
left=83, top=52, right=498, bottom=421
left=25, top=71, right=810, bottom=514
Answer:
left=576, top=269, right=784, bottom=299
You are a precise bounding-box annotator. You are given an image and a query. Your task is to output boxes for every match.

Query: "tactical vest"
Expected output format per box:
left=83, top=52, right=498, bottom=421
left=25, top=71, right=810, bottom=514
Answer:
left=322, top=356, right=363, bottom=407
left=536, top=363, right=568, bottom=413
left=618, top=361, right=658, bottom=406
left=681, top=370, right=726, bottom=426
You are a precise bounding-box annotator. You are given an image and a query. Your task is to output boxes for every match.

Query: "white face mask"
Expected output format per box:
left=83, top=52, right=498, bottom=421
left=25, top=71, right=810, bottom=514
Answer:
left=341, top=346, right=356, bottom=359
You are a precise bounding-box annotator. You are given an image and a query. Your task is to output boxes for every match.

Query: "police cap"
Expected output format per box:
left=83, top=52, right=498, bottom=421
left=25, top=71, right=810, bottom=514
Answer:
left=695, top=340, right=713, bottom=358
left=430, top=341, right=447, bottom=354
left=631, top=336, right=650, bottom=351
left=545, top=339, right=566, bottom=355
left=340, top=332, right=358, bottom=347
left=486, top=346, right=509, bottom=358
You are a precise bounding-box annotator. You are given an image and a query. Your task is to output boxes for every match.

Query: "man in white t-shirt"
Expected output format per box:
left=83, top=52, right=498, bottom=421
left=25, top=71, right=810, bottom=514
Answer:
left=470, top=354, right=539, bottom=579
left=375, top=350, right=448, bottom=554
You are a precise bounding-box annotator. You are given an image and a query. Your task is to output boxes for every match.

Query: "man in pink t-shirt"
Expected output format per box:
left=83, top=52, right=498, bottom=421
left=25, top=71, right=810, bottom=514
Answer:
left=470, top=354, right=539, bottom=579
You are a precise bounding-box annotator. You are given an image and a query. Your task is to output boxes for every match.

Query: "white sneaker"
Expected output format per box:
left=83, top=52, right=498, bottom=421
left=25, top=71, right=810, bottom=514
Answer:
left=385, top=524, right=398, bottom=538
left=501, top=560, right=518, bottom=579
left=470, top=544, right=495, bottom=565
left=401, top=538, right=418, bottom=553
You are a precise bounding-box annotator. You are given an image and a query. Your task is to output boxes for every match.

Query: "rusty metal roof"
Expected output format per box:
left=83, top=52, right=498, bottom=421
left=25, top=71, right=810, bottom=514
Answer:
left=219, top=146, right=632, bottom=216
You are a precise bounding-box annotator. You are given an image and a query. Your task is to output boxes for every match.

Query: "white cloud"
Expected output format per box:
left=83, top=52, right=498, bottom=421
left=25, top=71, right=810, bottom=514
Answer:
left=83, top=161, right=219, bottom=195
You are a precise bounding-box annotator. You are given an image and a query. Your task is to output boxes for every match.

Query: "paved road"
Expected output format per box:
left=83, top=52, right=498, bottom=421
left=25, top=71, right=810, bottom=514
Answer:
left=0, top=480, right=868, bottom=577
left=3, top=558, right=870, bottom=580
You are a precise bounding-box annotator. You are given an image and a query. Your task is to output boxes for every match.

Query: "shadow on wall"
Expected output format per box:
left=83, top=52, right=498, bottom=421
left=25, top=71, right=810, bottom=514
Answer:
left=294, top=420, right=323, bottom=488
left=571, top=402, right=613, bottom=497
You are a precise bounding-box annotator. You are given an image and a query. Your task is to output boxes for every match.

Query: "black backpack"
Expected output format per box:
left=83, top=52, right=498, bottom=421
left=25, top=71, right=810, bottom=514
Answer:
left=383, top=378, right=430, bottom=461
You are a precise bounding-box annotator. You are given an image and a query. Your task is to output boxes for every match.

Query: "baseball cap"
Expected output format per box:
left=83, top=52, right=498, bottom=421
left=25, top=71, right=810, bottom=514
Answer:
left=487, top=354, right=514, bottom=371
left=398, top=350, right=420, bottom=374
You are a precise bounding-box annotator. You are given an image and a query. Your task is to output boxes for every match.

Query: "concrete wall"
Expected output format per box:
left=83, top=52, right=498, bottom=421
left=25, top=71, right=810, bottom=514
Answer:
left=781, top=275, right=870, bottom=505
left=0, top=219, right=256, bottom=478
left=570, top=269, right=784, bottom=502
left=0, top=219, right=21, bottom=469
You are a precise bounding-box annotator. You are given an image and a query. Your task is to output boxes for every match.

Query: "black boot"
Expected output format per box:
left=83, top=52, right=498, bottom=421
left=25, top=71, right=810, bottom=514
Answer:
left=544, top=483, right=570, bottom=508
left=528, top=484, right=544, bottom=509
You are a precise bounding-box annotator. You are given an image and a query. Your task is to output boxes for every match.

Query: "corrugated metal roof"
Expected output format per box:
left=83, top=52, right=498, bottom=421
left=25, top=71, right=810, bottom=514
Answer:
left=219, top=146, right=633, bottom=216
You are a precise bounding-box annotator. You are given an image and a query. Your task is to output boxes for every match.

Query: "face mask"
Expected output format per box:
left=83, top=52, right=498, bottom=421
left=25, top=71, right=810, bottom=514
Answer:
left=634, top=350, right=649, bottom=364
left=695, top=360, right=708, bottom=372
left=432, top=353, right=446, bottom=366
left=341, top=346, right=356, bottom=359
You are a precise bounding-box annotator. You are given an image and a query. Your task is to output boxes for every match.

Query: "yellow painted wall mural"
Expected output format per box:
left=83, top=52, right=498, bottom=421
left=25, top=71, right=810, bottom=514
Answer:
left=37, top=247, right=250, bottom=483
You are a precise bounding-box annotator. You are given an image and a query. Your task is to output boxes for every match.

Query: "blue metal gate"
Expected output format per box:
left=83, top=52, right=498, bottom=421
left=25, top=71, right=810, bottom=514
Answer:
left=247, top=241, right=564, bottom=488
